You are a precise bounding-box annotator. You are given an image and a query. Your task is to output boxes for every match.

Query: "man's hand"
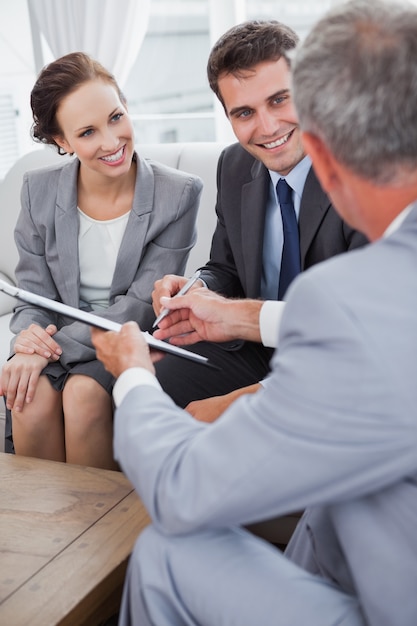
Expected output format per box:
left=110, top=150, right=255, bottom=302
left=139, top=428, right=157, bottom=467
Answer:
left=91, top=322, right=156, bottom=378
left=153, top=289, right=263, bottom=346
left=14, top=324, right=61, bottom=360
left=186, top=383, right=262, bottom=422
left=152, top=274, right=189, bottom=317
left=152, top=273, right=206, bottom=331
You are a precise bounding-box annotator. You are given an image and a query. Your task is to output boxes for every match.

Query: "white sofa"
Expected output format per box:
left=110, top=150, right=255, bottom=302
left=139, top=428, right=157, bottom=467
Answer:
left=0, top=141, right=228, bottom=441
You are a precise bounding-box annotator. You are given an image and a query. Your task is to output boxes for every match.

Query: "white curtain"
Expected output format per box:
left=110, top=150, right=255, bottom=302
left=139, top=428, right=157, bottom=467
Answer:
left=27, top=0, right=150, bottom=86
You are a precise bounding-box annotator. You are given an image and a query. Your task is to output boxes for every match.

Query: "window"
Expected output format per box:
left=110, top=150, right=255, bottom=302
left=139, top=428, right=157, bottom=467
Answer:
left=124, top=1, right=214, bottom=144
left=123, top=0, right=336, bottom=144
left=0, top=0, right=357, bottom=175
left=0, top=0, right=37, bottom=171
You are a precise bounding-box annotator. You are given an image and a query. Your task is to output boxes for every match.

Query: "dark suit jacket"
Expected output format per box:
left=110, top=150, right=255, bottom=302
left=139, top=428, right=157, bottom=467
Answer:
left=153, top=143, right=369, bottom=407
left=199, top=142, right=367, bottom=299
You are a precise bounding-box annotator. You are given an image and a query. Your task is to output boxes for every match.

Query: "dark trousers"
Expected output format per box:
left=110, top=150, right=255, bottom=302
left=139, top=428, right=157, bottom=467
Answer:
left=154, top=340, right=274, bottom=408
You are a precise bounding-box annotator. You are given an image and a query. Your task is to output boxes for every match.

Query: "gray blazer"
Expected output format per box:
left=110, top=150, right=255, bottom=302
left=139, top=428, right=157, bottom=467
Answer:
left=113, top=204, right=417, bottom=625
left=10, top=154, right=202, bottom=367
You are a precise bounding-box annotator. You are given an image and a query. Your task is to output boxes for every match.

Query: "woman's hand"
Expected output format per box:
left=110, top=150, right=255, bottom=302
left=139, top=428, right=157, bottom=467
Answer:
left=0, top=353, right=49, bottom=411
left=13, top=324, right=62, bottom=360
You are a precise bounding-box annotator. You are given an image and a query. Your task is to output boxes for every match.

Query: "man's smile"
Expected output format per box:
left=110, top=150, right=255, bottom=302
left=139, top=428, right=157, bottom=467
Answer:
left=257, top=129, right=295, bottom=150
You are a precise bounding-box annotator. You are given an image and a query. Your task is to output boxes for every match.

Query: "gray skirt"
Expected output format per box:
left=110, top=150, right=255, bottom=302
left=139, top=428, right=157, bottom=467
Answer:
left=43, top=358, right=115, bottom=394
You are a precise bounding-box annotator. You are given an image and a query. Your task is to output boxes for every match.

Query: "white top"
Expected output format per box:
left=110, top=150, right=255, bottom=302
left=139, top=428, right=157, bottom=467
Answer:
left=78, top=208, right=130, bottom=310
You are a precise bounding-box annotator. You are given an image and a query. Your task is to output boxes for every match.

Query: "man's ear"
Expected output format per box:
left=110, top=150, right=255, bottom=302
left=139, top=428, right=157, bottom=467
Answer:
left=301, top=131, right=340, bottom=194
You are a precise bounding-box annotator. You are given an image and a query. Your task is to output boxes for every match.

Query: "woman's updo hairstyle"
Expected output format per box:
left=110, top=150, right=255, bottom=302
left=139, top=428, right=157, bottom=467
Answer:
left=30, top=51, right=126, bottom=154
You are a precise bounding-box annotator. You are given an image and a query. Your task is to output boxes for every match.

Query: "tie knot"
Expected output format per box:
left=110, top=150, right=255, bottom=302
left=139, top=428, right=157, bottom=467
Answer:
left=276, top=178, right=293, bottom=206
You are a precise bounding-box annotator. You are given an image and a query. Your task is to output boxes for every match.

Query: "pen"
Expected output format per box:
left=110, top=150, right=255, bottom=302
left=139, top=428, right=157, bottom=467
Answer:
left=152, top=270, right=202, bottom=328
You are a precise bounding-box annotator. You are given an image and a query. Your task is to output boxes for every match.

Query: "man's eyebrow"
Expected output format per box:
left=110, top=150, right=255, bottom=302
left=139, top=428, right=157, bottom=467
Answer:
left=228, top=89, right=290, bottom=117
left=228, top=105, right=252, bottom=117
left=268, top=88, right=290, bottom=102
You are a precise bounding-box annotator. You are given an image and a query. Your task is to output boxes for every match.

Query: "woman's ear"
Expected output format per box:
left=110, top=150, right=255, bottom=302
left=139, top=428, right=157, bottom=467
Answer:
left=53, top=134, right=72, bottom=155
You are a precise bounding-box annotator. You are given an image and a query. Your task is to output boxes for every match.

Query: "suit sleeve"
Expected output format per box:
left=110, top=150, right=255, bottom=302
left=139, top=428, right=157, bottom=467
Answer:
left=198, top=149, right=245, bottom=298
left=113, top=268, right=417, bottom=535
left=10, top=177, right=63, bottom=348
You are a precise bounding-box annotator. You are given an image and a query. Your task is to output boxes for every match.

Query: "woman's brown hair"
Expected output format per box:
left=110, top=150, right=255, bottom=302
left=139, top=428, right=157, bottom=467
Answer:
left=30, top=51, right=126, bottom=154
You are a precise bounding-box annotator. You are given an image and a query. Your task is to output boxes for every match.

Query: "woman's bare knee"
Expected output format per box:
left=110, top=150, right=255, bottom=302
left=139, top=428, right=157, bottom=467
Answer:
left=63, top=375, right=112, bottom=430
left=12, top=376, right=64, bottom=460
left=63, top=375, right=115, bottom=469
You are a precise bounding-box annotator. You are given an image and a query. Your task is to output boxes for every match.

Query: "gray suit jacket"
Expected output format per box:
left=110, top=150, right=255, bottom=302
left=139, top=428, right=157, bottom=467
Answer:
left=10, top=155, right=202, bottom=368
left=200, top=142, right=367, bottom=298
left=113, top=204, right=417, bottom=625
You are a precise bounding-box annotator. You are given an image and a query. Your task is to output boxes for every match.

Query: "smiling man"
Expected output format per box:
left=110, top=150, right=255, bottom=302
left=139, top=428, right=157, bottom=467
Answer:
left=217, top=55, right=305, bottom=177
left=152, top=20, right=367, bottom=415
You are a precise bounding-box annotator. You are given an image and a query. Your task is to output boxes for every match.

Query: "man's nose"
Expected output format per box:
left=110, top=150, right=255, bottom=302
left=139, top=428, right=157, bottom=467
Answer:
left=256, top=110, right=278, bottom=136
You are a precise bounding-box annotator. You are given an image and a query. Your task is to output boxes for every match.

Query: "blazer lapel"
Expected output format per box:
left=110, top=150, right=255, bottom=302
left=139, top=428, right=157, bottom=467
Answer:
left=241, top=160, right=270, bottom=297
left=55, top=160, right=81, bottom=306
left=298, top=167, right=332, bottom=268
left=110, top=156, right=154, bottom=300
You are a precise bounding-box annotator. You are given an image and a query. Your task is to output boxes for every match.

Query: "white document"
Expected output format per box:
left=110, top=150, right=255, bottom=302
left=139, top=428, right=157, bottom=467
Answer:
left=0, top=279, right=209, bottom=366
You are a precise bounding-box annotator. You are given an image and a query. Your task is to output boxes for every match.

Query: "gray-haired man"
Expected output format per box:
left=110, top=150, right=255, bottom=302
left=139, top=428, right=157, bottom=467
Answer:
left=92, top=2, right=417, bottom=624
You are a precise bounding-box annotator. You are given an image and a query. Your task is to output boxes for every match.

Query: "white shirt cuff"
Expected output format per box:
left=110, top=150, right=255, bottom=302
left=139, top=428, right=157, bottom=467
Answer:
left=113, top=367, right=162, bottom=407
left=259, top=300, right=285, bottom=348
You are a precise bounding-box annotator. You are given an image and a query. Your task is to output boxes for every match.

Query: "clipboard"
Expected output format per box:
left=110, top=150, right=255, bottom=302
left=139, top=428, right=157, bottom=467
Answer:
left=0, top=279, right=210, bottom=367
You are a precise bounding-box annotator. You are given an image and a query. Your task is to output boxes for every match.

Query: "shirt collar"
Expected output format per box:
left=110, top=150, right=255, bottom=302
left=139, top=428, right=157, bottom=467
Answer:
left=383, top=203, right=414, bottom=238
left=268, top=155, right=312, bottom=202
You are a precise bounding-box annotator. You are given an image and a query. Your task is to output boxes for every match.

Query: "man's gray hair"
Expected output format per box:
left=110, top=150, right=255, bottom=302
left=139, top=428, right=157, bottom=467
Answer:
left=292, top=0, right=417, bottom=184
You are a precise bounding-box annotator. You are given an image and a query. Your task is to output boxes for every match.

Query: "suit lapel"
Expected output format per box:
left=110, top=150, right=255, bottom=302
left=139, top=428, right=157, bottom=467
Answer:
left=110, top=156, right=153, bottom=300
left=55, top=160, right=81, bottom=306
left=298, top=167, right=332, bottom=268
left=241, top=160, right=270, bottom=296
left=54, top=157, right=154, bottom=306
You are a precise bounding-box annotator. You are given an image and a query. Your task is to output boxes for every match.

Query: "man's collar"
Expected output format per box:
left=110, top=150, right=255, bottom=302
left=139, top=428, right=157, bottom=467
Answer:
left=383, top=203, right=415, bottom=238
left=268, top=155, right=312, bottom=200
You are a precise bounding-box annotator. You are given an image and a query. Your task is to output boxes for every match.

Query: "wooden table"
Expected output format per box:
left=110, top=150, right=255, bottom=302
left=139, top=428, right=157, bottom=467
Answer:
left=0, top=453, right=150, bottom=625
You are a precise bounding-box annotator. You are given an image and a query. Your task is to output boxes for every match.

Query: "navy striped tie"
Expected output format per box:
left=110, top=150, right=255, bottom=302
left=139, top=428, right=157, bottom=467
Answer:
left=277, top=178, right=301, bottom=299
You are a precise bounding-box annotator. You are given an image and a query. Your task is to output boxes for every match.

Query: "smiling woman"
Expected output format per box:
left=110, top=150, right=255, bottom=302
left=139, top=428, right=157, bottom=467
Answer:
left=1, top=51, right=203, bottom=469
